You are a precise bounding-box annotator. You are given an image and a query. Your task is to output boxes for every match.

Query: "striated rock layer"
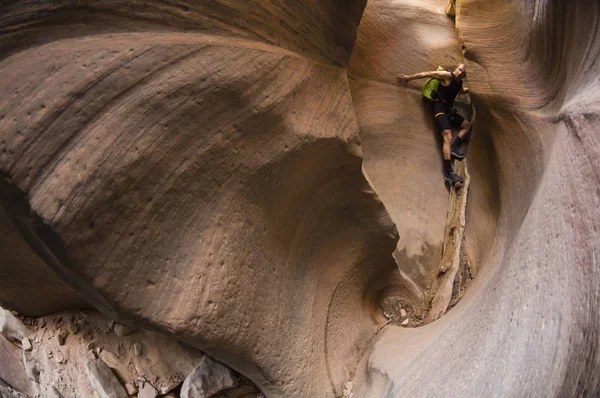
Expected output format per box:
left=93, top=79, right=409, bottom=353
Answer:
left=1, top=0, right=599, bottom=397
left=0, top=1, right=402, bottom=397
left=347, top=0, right=492, bottom=318
left=354, top=0, right=600, bottom=396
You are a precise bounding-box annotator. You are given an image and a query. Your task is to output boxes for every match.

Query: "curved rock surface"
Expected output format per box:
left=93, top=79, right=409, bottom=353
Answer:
left=0, top=2, right=401, bottom=397
left=0, top=0, right=599, bottom=397
left=353, top=0, right=600, bottom=397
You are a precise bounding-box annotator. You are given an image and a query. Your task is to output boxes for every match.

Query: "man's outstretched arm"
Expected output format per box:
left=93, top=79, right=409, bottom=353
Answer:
left=396, top=70, right=451, bottom=83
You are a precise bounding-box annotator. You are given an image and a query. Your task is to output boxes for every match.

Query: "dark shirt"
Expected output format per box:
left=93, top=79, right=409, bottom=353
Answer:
left=437, top=72, right=463, bottom=105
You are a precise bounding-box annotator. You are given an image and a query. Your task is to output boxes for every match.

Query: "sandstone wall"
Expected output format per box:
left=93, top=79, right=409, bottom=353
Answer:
left=0, top=2, right=403, bottom=397
left=355, top=0, right=600, bottom=396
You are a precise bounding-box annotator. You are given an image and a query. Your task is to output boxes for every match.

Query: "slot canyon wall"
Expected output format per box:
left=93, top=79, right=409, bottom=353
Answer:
left=0, top=0, right=599, bottom=397
left=352, top=0, right=600, bottom=397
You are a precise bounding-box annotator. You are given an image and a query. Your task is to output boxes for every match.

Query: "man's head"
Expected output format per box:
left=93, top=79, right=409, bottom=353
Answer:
left=454, top=63, right=466, bottom=79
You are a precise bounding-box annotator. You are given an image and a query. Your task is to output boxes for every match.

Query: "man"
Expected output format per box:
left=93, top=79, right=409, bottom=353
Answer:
left=396, top=64, right=471, bottom=185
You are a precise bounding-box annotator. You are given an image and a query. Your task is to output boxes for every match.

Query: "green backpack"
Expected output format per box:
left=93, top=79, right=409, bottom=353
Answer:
left=421, top=66, right=446, bottom=101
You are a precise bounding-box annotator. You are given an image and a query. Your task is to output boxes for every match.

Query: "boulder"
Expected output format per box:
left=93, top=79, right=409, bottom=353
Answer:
left=84, top=358, right=127, bottom=398
left=181, top=357, right=238, bottom=398
left=0, top=308, right=30, bottom=345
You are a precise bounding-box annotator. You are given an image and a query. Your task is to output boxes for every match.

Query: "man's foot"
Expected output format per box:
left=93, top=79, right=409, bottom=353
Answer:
left=451, top=146, right=466, bottom=160
left=444, top=171, right=464, bottom=185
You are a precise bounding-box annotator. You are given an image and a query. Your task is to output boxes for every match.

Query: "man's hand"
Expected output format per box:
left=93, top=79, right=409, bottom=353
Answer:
left=396, top=74, right=410, bottom=83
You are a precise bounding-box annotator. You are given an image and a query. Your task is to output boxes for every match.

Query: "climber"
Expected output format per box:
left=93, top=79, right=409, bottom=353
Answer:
left=396, top=64, right=471, bottom=185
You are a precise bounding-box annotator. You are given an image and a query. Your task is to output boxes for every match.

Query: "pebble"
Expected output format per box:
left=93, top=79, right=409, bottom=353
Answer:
left=57, top=329, right=69, bottom=345
left=134, top=342, right=143, bottom=356
left=343, top=381, right=353, bottom=397
left=68, top=322, right=79, bottom=335
left=400, top=308, right=407, bottom=318
left=401, top=319, right=409, bottom=326
left=22, top=338, right=32, bottom=351
left=55, top=352, right=64, bottom=364
left=114, top=323, right=135, bottom=337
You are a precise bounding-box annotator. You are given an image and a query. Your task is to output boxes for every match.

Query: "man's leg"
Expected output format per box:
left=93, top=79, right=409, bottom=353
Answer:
left=442, top=129, right=452, bottom=160
left=442, top=129, right=462, bottom=183
left=457, top=119, right=471, bottom=139
left=451, top=119, right=471, bottom=160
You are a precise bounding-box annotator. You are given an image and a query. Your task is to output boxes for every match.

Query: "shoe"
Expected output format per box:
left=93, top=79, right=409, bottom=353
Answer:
left=444, top=171, right=464, bottom=185
left=451, top=146, right=466, bottom=160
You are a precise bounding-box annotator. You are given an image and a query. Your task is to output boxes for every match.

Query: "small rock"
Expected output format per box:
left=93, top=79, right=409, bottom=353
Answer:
left=138, top=382, right=158, bottom=398
left=124, top=382, right=138, bottom=395
left=55, top=352, right=64, bottom=364
left=87, top=341, right=96, bottom=351
left=68, top=322, right=79, bottom=335
left=113, top=323, right=135, bottom=337
left=401, top=319, right=409, bottom=326
left=383, top=312, right=391, bottom=319
left=400, top=308, right=407, bottom=318
left=34, top=335, right=40, bottom=344
left=181, top=356, right=239, bottom=398
left=343, top=381, right=353, bottom=397
left=134, top=342, right=143, bottom=356
left=21, top=337, right=32, bottom=351
left=56, top=329, right=68, bottom=345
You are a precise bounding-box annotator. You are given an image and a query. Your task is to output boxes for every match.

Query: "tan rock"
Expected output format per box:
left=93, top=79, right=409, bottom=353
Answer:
left=124, top=382, right=138, bottom=396
left=1, top=2, right=598, bottom=398
left=113, top=323, right=135, bottom=337
left=56, top=329, right=68, bottom=346
left=68, top=322, right=79, bottom=335
left=138, top=382, right=158, bottom=398
left=0, top=308, right=31, bottom=345
left=21, top=338, right=32, bottom=352
left=99, top=350, right=131, bottom=383
left=133, top=342, right=143, bottom=356
left=84, top=358, right=128, bottom=398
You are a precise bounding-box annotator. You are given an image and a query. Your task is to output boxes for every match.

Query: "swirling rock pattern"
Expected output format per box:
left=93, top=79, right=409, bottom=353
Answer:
left=354, top=0, right=600, bottom=397
left=0, top=2, right=402, bottom=397
left=347, top=0, right=485, bottom=313
left=1, top=0, right=599, bottom=397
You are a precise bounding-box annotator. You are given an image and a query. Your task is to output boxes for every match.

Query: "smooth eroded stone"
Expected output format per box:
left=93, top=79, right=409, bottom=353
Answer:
left=181, top=356, right=238, bottom=398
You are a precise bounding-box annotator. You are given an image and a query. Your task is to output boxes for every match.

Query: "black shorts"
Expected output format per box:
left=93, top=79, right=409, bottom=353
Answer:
left=433, top=101, right=465, bottom=131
